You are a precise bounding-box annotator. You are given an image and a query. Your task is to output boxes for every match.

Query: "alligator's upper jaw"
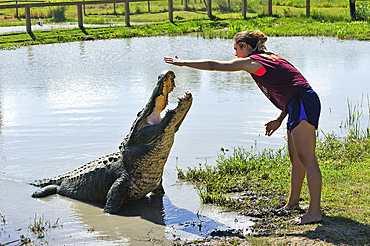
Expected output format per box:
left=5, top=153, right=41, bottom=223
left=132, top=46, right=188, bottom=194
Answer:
left=124, top=70, right=191, bottom=147
left=146, top=70, right=175, bottom=125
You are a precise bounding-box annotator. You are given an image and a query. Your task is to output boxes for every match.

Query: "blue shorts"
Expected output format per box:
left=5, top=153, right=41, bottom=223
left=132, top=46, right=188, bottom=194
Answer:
left=286, top=88, right=321, bottom=131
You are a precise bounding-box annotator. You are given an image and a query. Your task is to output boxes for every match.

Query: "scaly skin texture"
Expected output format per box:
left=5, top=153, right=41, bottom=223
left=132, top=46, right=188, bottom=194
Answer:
left=31, top=70, right=192, bottom=214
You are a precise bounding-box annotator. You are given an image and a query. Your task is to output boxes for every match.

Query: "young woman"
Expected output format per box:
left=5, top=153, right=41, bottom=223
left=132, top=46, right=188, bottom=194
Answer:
left=164, top=30, right=322, bottom=225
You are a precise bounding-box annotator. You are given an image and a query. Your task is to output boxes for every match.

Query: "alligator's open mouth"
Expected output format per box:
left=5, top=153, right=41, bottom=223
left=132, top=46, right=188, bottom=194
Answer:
left=123, top=70, right=192, bottom=147
left=147, top=91, right=191, bottom=126
left=146, top=71, right=192, bottom=127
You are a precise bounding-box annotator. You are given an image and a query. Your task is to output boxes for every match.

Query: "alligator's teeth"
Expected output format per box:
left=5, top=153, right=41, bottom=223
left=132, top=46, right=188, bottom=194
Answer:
left=177, top=91, right=190, bottom=102
left=181, top=91, right=189, bottom=99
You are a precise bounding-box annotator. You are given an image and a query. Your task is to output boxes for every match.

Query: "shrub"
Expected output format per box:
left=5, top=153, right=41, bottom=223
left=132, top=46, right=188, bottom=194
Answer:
left=355, top=2, right=370, bottom=21
left=215, top=0, right=232, bottom=13
left=49, top=6, right=66, bottom=22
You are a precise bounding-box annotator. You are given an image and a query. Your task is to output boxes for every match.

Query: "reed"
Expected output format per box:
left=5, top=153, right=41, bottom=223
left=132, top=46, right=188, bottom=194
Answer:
left=343, top=94, right=370, bottom=139
left=28, top=214, right=61, bottom=239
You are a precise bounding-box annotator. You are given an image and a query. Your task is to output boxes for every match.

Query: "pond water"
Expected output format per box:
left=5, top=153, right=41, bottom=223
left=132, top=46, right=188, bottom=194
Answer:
left=0, top=35, right=369, bottom=245
left=0, top=23, right=121, bottom=35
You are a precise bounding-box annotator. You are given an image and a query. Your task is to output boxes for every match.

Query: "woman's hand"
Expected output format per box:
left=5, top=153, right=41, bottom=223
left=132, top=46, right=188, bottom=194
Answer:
left=265, top=111, right=287, bottom=136
left=264, top=119, right=282, bottom=136
left=164, top=56, right=183, bottom=66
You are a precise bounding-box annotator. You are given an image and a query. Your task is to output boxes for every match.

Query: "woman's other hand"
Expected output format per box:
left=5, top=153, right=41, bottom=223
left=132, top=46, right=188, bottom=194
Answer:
left=264, top=119, right=282, bottom=136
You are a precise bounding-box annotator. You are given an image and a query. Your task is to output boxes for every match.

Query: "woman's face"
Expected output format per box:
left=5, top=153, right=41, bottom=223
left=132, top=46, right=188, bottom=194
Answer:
left=234, top=42, right=248, bottom=58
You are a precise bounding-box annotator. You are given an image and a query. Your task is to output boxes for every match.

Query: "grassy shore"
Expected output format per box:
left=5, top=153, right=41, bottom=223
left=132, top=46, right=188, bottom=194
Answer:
left=176, top=104, right=370, bottom=245
left=1, top=0, right=370, bottom=49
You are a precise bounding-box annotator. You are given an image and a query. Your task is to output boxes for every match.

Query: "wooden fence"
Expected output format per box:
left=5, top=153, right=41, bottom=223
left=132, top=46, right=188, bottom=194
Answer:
left=0, top=0, right=159, bottom=32
left=0, top=0, right=362, bottom=36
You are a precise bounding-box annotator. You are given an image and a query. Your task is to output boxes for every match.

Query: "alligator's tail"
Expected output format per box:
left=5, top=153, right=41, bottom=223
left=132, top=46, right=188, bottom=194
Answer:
left=31, top=185, right=59, bottom=198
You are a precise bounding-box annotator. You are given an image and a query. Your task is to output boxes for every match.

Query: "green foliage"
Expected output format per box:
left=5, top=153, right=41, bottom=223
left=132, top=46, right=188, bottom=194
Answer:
left=178, top=146, right=291, bottom=207
left=84, top=16, right=109, bottom=24
left=283, top=8, right=292, bottom=17
left=316, top=96, right=370, bottom=168
left=135, top=5, right=143, bottom=14
left=214, top=0, right=232, bottom=13
left=355, top=2, right=370, bottom=21
left=316, top=130, right=370, bottom=168
left=275, top=0, right=347, bottom=8
left=49, top=6, right=67, bottom=22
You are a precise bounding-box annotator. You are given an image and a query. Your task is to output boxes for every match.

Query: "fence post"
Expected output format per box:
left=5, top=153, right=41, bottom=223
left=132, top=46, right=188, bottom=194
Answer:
left=125, top=1, right=130, bottom=26
left=83, top=0, right=86, bottom=15
left=77, top=4, right=83, bottom=29
left=349, top=0, right=356, bottom=20
left=25, top=6, right=31, bottom=33
left=242, top=0, right=247, bottom=19
left=168, top=0, right=173, bottom=22
left=207, top=0, right=212, bottom=18
left=306, top=0, right=310, bottom=17
left=268, top=0, right=272, bottom=15
left=15, top=1, right=18, bottom=18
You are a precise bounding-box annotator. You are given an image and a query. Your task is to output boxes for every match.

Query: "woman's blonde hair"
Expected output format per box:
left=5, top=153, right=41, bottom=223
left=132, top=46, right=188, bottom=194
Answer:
left=233, top=30, right=267, bottom=52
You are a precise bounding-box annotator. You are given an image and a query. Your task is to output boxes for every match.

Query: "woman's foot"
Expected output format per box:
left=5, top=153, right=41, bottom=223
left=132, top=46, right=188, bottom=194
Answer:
left=291, top=212, right=322, bottom=225
left=284, top=203, right=300, bottom=210
left=274, top=204, right=301, bottom=216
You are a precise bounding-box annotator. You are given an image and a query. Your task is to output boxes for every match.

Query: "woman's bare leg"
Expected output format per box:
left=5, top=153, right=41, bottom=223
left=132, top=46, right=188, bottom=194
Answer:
left=286, top=129, right=306, bottom=209
left=289, top=120, right=322, bottom=224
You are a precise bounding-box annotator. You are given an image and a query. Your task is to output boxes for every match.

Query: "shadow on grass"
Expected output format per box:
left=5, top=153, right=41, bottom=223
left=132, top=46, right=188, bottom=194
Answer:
left=27, top=31, right=36, bottom=41
left=286, top=215, right=370, bottom=245
left=80, top=27, right=89, bottom=35
left=25, top=27, right=88, bottom=41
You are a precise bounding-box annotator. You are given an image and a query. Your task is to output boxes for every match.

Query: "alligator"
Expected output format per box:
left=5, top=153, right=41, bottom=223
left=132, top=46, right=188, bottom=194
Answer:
left=31, top=70, right=192, bottom=214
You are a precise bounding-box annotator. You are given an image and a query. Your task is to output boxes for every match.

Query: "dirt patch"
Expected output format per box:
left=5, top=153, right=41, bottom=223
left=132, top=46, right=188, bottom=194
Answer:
left=174, top=237, right=251, bottom=246
left=173, top=235, right=328, bottom=246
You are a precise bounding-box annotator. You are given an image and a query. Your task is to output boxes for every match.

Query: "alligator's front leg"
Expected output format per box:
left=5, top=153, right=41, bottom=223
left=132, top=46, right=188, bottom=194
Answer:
left=104, top=175, right=130, bottom=214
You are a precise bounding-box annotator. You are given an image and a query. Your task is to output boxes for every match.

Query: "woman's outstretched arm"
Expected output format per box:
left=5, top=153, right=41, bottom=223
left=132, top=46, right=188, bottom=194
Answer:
left=164, top=56, right=262, bottom=73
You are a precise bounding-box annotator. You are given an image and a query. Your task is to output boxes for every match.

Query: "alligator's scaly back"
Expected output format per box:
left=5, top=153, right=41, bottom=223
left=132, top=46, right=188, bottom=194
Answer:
left=31, top=70, right=192, bottom=214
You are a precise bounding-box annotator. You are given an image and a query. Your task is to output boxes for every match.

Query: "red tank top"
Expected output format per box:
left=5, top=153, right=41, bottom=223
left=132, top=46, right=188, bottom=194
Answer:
left=248, top=52, right=311, bottom=112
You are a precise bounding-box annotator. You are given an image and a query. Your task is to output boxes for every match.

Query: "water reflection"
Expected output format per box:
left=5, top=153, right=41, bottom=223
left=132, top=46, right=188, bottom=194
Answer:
left=64, top=193, right=248, bottom=244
